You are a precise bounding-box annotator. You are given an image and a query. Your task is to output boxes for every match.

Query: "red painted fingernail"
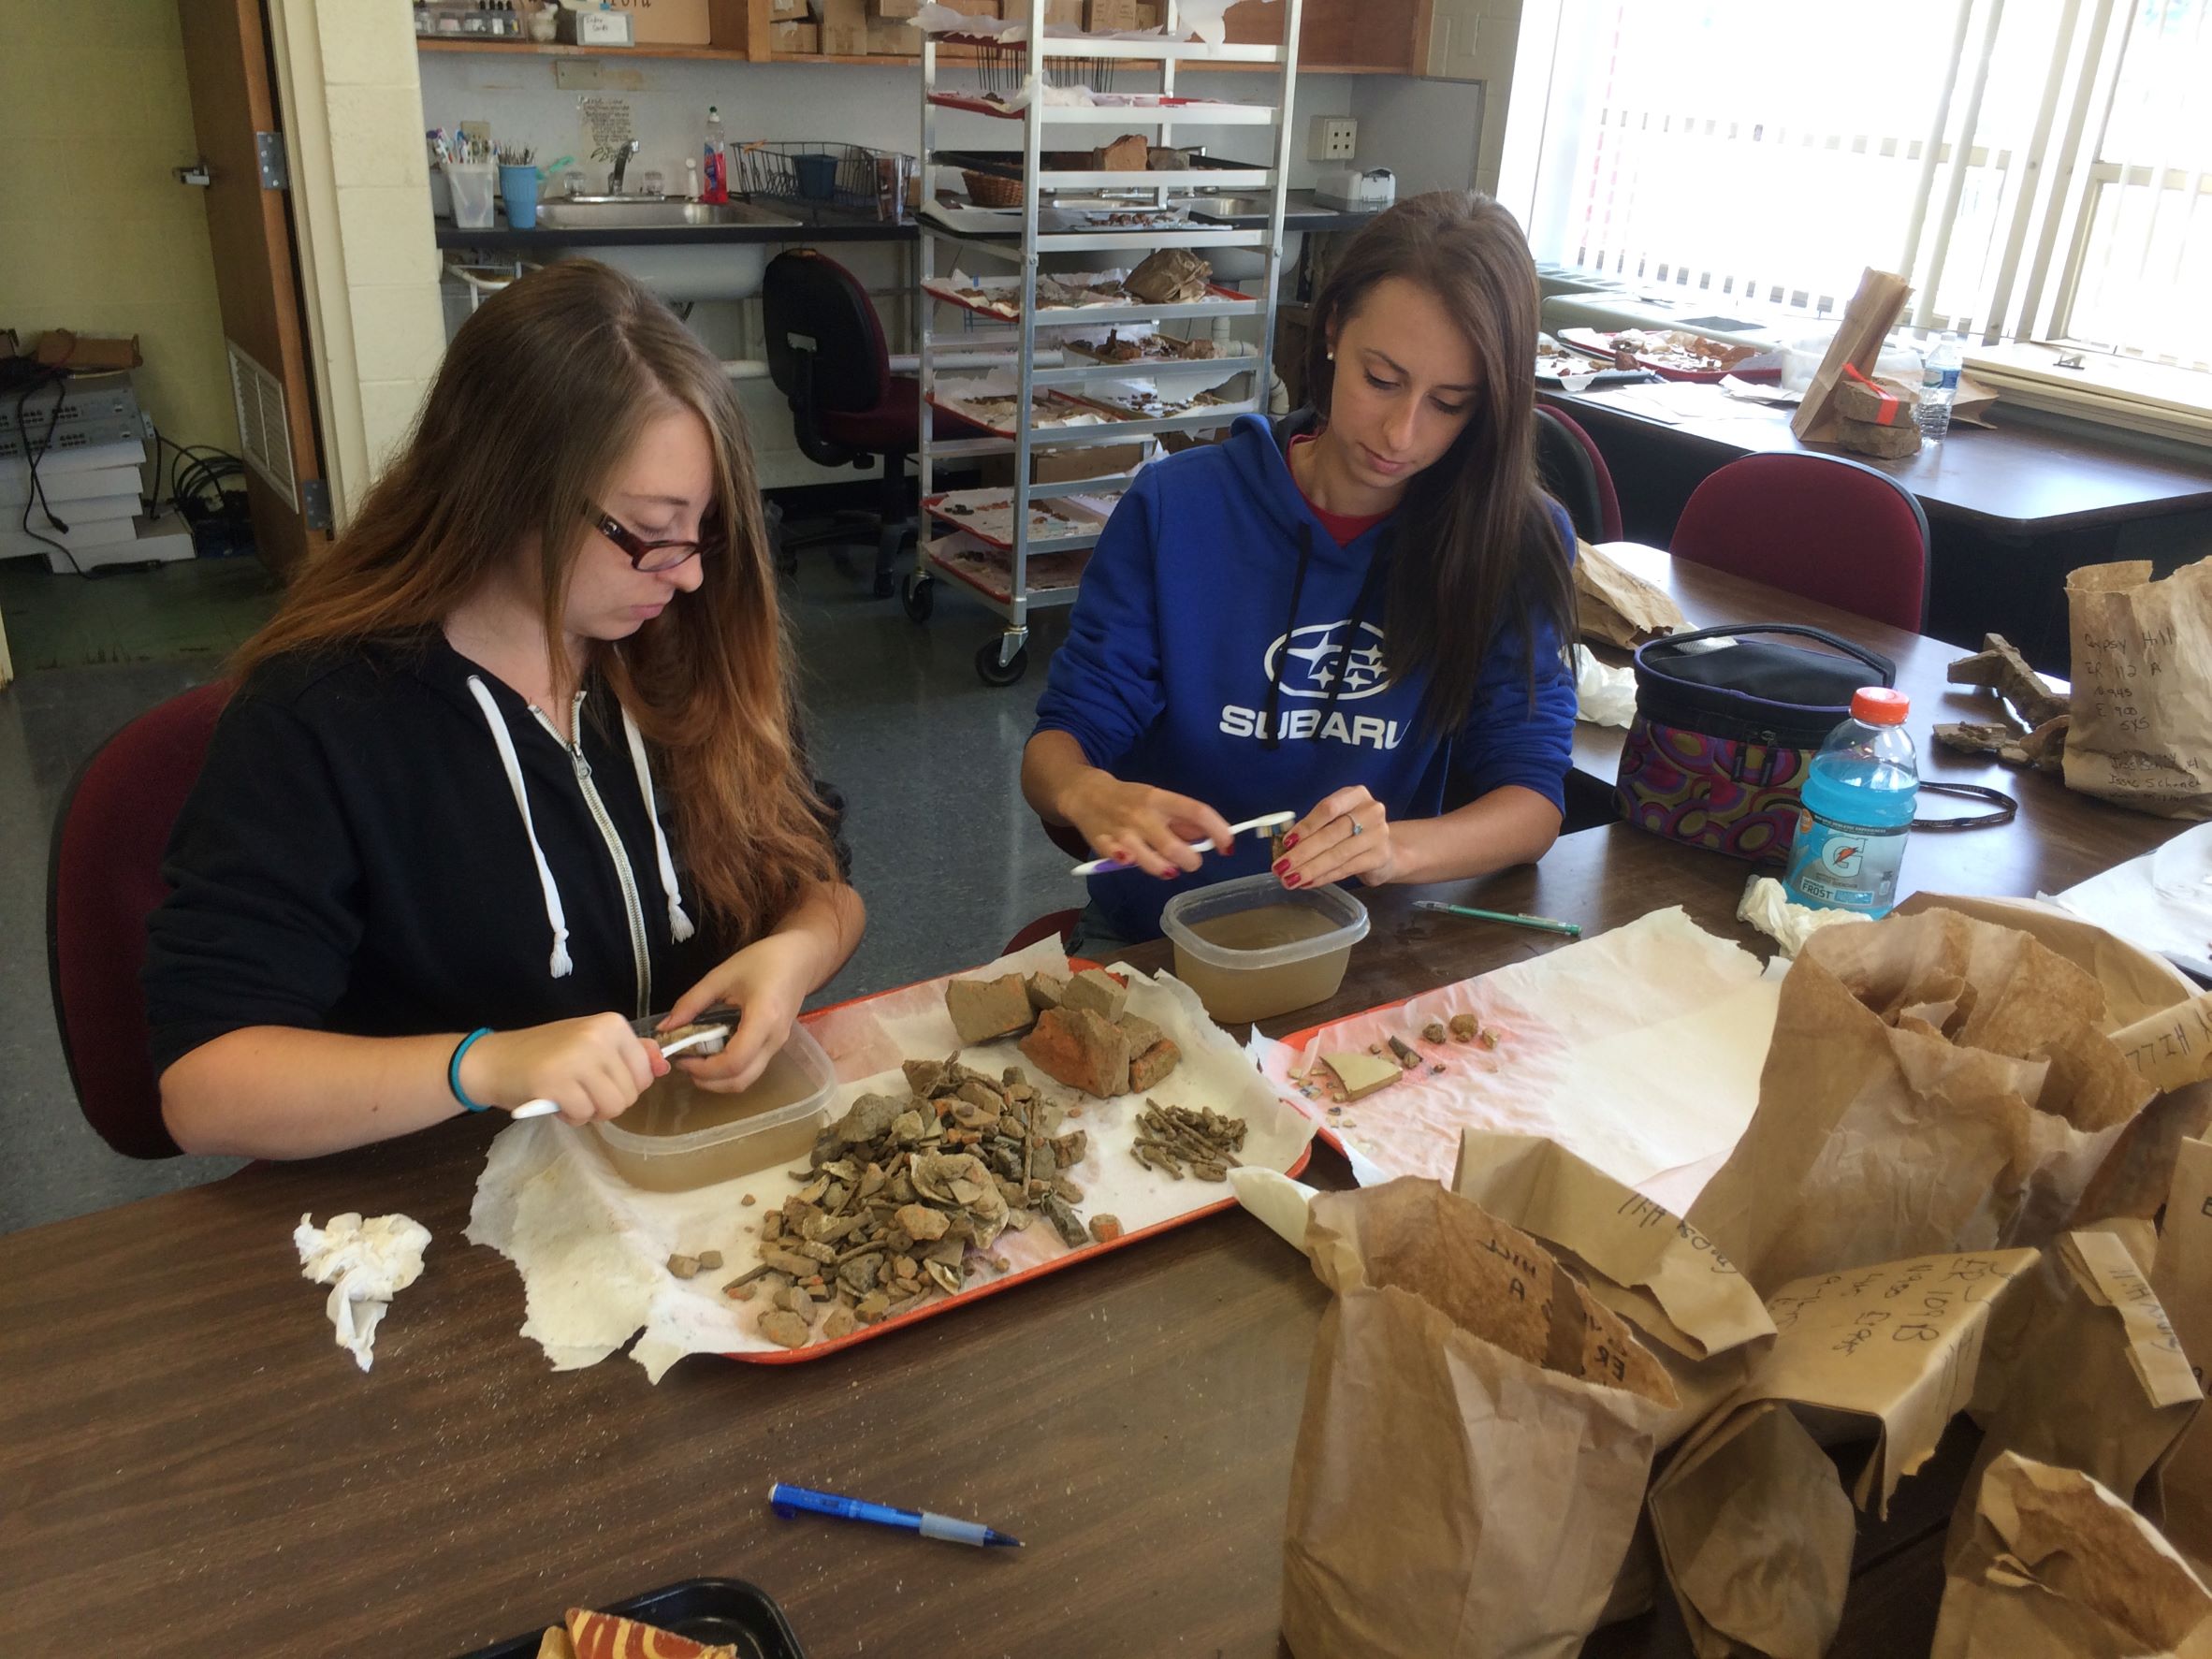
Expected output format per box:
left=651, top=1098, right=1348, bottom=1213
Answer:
left=1272, top=858, right=1289, bottom=875
left=1283, top=871, right=1302, bottom=887
left=1283, top=832, right=1300, bottom=850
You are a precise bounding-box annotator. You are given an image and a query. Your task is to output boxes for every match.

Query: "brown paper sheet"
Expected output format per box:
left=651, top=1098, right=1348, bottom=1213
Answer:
left=1687, top=908, right=2159, bottom=1291
left=1931, top=1453, right=2212, bottom=1658
left=1282, top=1178, right=1677, bottom=1659
left=1895, top=892, right=2201, bottom=1029
left=2154, top=1138, right=2212, bottom=1576
left=2113, top=993, right=2212, bottom=1092
left=1648, top=1402, right=1856, bottom=1659
left=2065, top=558, right=2212, bottom=821
left=1791, top=268, right=1914, bottom=444
left=1575, top=540, right=1688, bottom=649
left=1954, top=1230, right=2203, bottom=1558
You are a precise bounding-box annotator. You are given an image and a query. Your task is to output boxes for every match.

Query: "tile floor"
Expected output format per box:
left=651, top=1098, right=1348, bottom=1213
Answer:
left=0, top=546, right=1073, bottom=1233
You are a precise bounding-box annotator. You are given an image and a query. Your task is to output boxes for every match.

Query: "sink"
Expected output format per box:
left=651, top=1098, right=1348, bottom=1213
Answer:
left=537, top=198, right=800, bottom=230
left=536, top=196, right=803, bottom=301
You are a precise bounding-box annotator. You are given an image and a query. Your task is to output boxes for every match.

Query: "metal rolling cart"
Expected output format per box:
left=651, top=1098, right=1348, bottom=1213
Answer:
left=909, top=0, right=1304, bottom=687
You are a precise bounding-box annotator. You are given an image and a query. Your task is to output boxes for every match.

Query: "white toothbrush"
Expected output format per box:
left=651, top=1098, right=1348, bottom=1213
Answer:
left=1070, top=810, right=1297, bottom=878
left=510, top=1023, right=733, bottom=1119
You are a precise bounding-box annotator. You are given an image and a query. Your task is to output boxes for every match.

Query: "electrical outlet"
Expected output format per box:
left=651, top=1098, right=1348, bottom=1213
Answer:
left=1308, top=116, right=1357, bottom=163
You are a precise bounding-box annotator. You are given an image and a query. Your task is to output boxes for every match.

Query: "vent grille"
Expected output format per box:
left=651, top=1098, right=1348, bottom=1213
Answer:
left=226, top=340, right=296, bottom=509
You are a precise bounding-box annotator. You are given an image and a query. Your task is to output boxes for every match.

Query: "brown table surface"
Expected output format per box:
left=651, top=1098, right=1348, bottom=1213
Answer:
left=1550, top=381, right=2212, bottom=533
left=0, top=570, right=2189, bottom=1657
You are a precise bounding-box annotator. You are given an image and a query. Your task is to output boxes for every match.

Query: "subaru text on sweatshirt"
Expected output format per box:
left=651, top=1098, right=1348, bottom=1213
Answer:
left=1033, top=411, right=1576, bottom=942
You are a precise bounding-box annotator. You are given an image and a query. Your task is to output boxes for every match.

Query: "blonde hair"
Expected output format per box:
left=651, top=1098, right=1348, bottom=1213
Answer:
left=233, top=258, right=838, bottom=938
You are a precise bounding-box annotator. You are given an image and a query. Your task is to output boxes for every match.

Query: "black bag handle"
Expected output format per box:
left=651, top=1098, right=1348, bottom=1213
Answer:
left=1638, top=623, right=1897, bottom=688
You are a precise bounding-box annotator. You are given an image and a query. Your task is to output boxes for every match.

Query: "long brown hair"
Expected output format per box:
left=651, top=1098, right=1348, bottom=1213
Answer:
left=1303, top=191, right=1575, bottom=734
left=233, top=258, right=838, bottom=939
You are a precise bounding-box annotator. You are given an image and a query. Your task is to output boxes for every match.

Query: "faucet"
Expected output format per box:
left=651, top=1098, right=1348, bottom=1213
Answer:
left=606, top=139, right=640, bottom=195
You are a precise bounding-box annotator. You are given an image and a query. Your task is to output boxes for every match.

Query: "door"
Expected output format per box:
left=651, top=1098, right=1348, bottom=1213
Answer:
left=177, top=0, right=326, bottom=579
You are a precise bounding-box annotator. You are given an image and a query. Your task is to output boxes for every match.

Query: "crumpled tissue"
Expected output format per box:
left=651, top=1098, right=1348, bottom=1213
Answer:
left=294, top=1211, right=430, bottom=1371
left=1738, top=874, right=1871, bottom=957
left=1575, top=644, right=1637, bottom=728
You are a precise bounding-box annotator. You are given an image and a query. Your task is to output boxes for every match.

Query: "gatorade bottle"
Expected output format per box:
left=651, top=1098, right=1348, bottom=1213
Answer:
left=701, top=105, right=730, bottom=205
left=1782, top=688, right=1918, bottom=917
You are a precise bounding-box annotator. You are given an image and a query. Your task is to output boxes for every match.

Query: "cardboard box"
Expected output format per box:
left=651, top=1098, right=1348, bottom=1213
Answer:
left=872, top=0, right=922, bottom=16
left=977, top=444, right=1145, bottom=488
left=769, top=0, right=808, bottom=15
left=34, top=331, right=143, bottom=371
left=1086, top=0, right=1158, bottom=29
left=817, top=0, right=867, bottom=53
left=769, top=19, right=818, bottom=50
left=938, top=0, right=1003, bottom=16
left=606, top=0, right=711, bottom=43
left=866, top=16, right=921, bottom=52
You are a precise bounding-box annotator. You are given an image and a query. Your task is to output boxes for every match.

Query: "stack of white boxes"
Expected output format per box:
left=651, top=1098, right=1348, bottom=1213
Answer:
left=0, top=374, right=195, bottom=575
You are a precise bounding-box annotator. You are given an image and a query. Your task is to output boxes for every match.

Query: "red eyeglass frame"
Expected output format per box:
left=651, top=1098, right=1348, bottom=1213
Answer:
left=586, top=503, right=718, bottom=573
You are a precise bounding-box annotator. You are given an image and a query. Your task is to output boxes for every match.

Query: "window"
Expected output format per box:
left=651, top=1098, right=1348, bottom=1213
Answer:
left=1501, top=0, right=2207, bottom=374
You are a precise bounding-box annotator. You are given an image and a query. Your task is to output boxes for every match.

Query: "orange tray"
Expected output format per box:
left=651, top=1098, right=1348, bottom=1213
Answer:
left=731, top=960, right=1314, bottom=1364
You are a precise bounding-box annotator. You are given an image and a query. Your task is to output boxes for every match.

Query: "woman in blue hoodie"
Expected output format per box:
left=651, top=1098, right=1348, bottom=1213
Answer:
left=1024, top=190, right=1579, bottom=947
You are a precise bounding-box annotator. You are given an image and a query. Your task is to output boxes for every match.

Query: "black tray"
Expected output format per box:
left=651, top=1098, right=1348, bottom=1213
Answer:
left=458, top=1577, right=806, bottom=1659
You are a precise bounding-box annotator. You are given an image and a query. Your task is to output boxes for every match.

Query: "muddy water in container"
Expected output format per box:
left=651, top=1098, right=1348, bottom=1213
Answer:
left=592, top=1030, right=834, bottom=1192
left=1161, top=875, right=1371, bottom=1026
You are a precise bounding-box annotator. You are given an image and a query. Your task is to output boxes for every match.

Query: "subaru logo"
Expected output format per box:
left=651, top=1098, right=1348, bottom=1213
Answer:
left=1264, top=620, right=1392, bottom=702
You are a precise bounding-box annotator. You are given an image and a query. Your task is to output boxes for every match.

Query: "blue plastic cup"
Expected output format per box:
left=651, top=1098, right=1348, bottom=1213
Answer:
left=500, top=164, right=541, bottom=229
left=793, top=153, right=838, bottom=203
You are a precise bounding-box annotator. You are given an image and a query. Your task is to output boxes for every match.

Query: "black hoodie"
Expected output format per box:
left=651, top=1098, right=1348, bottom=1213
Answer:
left=143, top=633, right=847, bottom=1076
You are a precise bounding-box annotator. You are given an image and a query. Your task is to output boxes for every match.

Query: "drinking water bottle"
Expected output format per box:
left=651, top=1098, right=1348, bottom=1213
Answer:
left=1783, top=688, right=1918, bottom=918
left=1917, top=332, right=1962, bottom=441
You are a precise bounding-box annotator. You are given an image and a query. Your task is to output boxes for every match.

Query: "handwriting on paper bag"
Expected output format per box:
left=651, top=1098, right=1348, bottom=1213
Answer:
left=1612, top=1194, right=1746, bottom=1275
left=2110, top=992, right=2212, bottom=1092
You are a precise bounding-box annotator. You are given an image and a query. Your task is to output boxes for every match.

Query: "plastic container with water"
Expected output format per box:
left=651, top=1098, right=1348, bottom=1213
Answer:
left=1783, top=687, right=1919, bottom=917
left=591, top=1018, right=835, bottom=1192
left=1160, top=874, right=1370, bottom=1025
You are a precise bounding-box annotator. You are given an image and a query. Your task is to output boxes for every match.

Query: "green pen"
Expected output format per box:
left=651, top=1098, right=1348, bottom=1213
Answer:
left=1412, top=899, right=1582, bottom=939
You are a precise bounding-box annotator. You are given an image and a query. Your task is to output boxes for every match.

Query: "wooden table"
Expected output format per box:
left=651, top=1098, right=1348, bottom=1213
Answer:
left=1545, top=382, right=2212, bottom=668
left=0, top=569, right=2188, bottom=1657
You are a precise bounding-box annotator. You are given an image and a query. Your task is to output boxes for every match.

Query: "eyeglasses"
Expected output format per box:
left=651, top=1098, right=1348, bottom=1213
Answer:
left=586, top=503, right=717, bottom=573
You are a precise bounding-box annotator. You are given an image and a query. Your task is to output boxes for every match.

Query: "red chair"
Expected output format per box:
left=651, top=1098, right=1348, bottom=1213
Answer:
left=47, top=679, right=232, bottom=1158
left=1670, top=452, right=1930, bottom=633
left=1002, top=910, right=1084, bottom=955
left=1535, top=404, right=1623, bottom=543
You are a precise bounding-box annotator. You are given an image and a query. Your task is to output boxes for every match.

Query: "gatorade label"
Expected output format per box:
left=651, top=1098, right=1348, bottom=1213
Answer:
left=1783, top=808, right=1907, bottom=915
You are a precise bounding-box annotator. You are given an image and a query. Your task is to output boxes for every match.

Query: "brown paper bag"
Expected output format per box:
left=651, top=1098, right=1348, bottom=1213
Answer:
left=1932, top=1452, right=2212, bottom=1658
left=1575, top=540, right=1689, bottom=649
left=2065, top=558, right=2212, bottom=821
left=1790, top=268, right=1914, bottom=444
left=1954, top=1229, right=2203, bottom=1557
left=1648, top=1402, right=1857, bottom=1658
left=1687, top=908, right=2159, bottom=1291
left=1282, top=1178, right=1679, bottom=1659
left=2154, top=1138, right=2212, bottom=1576
left=1645, top=1246, right=2037, bottom=1655
left=1451, top=1128, right=1775, bottom=1449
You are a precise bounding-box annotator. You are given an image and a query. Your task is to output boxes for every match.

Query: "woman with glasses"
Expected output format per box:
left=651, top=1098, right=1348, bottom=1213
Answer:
left=147, top=260, right=864, bottom=1157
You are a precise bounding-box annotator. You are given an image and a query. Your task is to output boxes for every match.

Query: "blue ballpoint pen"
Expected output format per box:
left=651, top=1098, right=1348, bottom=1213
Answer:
left=769, top=1482, right=1024, bottom=1549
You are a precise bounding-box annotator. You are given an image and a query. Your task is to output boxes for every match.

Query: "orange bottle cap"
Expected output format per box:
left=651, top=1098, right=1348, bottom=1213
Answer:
left=1851, top=687, right=1910, bottom=724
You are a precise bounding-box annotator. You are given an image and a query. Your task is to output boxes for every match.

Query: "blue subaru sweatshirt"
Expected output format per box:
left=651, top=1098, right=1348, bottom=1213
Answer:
left=1034, top=412, right=1578, bottom=942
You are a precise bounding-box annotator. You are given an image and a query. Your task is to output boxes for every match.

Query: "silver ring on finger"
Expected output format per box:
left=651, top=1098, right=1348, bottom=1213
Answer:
left=1349, top=817, right=1365, bottom=837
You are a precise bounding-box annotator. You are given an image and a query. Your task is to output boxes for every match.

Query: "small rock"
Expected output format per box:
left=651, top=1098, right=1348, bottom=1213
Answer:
left=1449, top=1013, right=1479, bottom=1042
left=1041, top=1194, right=1087, bottom=1247
left=723, top=1282, right=756, bottom=1302
left=1128, top=1038, right=1181, bottom=1092
left=1025, top=971, right=1068, bottom=1011
left=1020, top=1005, right=1132, bottom=1099
left=895, top=1203, right=951, bottom=1241
left=854, top=1289, right=892, bottom=1324
left=902, top=1057, right=945, bottom=1096
left=757, top=1310, right=810, bottom=1349
left=1061, top=967, right=1129, bottom=1022
left=740, top=1194, right=757, bottom=1208
left=821, top=1305, right=858, bottom=1341
left=1422, top=1020, right=1448, bottom=1044
left=694, top=1250, right=722, bottom=1272
left=1088, top=1215, right=1125, bottom=1244
left=666, top=1253, right=701, bottom=1279
left=945, top=973, right=1036, bottom=1045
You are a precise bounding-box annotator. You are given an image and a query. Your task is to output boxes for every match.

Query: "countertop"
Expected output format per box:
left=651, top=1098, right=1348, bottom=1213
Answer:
left=434, top=189, right=1381, bottom=250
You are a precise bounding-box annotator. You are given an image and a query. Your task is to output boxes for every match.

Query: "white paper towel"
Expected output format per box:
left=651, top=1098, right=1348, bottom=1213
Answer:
left=294, top=1211, right=430, bottom=1372
left=1737, top=874, right=1873, bottom=958
left=1574, top=644, right=1637, bottom=728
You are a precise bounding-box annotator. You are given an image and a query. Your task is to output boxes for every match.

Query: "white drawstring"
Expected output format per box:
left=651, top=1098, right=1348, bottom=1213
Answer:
left=466, top=676, right=575, bottom=979
left=620, top=704, right=696, bottom=942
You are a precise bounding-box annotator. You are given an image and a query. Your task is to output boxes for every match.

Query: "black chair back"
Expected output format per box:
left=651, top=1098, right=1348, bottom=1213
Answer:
left=1535, top=405, right=1606, bottom=544
left=763, top=250, right=890, bottom=415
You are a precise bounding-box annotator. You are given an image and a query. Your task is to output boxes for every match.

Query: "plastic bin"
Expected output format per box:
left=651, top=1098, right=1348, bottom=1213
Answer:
left=592, top=1021, right=836, bottom=1192
left=1160, top=874, right=1370, bottom=1026
left=443, top=161, right=496, bottom=229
